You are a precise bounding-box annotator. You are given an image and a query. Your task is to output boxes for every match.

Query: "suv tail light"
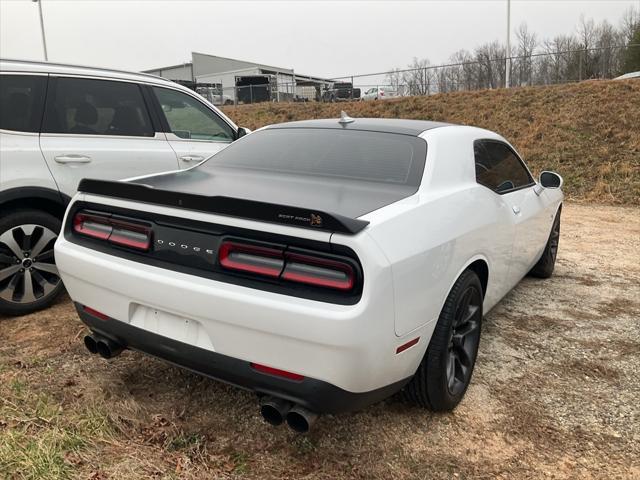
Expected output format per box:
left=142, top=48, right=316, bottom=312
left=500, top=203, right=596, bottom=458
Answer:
left=218, top=240, right=356, bottom=291
left=73, top=211, right=152, bottom=251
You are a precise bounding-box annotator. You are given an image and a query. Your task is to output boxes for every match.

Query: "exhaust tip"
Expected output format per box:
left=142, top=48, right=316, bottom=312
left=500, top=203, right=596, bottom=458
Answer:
left=260, top=403, right=284, bottom=426
left=259, top=397, right=292, bottom=426
left=286, top=406, right=318, bottom=434
left=96, top=340, right=111, bottom=359
left=84, top=335, right=98, bottom=354
left=286, top=410, right=310, bottom=433
left=95, top=337, right=124, bottom=360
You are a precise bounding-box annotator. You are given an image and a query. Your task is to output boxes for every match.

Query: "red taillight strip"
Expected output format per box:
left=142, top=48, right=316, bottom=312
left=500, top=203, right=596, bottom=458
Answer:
left=73, top=211, right=152, bottom=251
left=218, top=240, right=358, bottom=292
left=250, top=363, right=304, bottom=381
left=282, top=252, right=354, bottom=291
left=219, top=242, right=284, bottom=277
left=396, top=337, right=420, bottom=354
left=73, top=213, right=112, bottom=240
left=83, top=306, right=110, bottom=321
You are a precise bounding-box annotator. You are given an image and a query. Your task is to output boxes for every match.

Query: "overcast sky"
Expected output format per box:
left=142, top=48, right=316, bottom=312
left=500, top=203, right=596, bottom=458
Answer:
left=1, top=0, right=638, bottom=78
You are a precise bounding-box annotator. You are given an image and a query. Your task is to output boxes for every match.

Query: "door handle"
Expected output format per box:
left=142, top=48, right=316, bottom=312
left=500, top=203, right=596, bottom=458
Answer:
left=54, top=154, right=92, bottom=164
left=512, top=205, right=521, bottom=215
left=179, top=155, right=204, bottom=162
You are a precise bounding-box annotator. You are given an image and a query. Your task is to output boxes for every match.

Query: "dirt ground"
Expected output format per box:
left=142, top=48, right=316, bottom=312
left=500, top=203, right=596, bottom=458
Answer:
left=1, top=203, right=639, bottom=479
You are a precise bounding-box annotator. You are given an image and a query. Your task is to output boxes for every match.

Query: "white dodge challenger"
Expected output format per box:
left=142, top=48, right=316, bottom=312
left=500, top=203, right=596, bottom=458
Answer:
left=54, top=115, right=563, bottom=433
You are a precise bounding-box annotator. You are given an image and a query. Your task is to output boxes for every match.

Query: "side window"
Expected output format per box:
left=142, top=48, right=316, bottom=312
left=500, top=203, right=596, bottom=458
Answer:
left=42, top=77, right=154, bottom=137
left=474, top=141, right=534, bottom=193
left=0, top=75, right=46, bottom=133
left=153, top=87, right=234, bottom=141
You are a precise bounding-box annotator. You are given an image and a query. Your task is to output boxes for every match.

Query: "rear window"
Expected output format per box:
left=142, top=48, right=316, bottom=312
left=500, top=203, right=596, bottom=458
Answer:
left=205, top=128, right=427, bottom=186
left=0, top=75, right=46, bottom=133
left=42, top=77, right=154, bottom=137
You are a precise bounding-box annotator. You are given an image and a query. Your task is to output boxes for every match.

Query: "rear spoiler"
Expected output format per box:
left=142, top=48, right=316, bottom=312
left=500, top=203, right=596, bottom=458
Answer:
left=77, top=179, right=369, bottom=235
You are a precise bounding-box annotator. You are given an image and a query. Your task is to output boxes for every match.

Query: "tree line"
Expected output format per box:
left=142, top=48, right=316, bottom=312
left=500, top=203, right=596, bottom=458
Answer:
left=386, top=7, right=640, bottom=95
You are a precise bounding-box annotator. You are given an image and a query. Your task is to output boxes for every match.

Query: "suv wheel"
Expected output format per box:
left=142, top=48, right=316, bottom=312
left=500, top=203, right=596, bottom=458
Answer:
left=0, top=209, right=64, bottom=316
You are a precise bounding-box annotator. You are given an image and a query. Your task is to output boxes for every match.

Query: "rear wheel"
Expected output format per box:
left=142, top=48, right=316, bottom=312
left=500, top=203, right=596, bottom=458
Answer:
left=0, top=209, right=64, bottom=316
left=529, top=209, right=561, bottom=278
left=402, top=270, right=483, bottom=410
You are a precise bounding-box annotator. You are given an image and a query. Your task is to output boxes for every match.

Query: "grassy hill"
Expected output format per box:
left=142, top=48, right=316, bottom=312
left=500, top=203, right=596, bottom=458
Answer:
left=222, top=80, right=640, bottom=205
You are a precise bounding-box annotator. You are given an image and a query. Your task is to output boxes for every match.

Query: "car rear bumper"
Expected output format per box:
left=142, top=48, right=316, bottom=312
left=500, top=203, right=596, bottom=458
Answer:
left=77, top=303, right=409, bottom=414
left=55, top=231, right=430, bottom=402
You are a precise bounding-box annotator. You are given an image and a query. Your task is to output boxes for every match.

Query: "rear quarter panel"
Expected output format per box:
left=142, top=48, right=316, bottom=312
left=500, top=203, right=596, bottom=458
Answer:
left=352, top=126, right=515, bottom=337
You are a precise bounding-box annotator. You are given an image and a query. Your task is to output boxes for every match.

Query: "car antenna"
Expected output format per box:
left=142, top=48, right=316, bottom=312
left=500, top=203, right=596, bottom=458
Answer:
left=338, top=111, right=355, bottom=125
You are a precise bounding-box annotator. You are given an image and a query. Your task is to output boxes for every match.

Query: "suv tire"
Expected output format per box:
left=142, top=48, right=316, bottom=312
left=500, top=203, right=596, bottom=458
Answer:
left=0, top=209, right=64, bottom=316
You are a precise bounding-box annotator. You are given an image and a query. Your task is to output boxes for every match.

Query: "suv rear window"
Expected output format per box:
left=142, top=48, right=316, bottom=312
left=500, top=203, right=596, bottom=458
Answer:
left=42, top=77, right=154, bottom=137
left=0, top=75, right=46, bottom=133
left=205, top=128, right=427, bottom=186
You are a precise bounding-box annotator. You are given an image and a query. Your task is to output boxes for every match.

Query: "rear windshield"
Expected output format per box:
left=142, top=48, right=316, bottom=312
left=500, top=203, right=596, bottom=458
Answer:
left=203, top=128, right=427, bottom=186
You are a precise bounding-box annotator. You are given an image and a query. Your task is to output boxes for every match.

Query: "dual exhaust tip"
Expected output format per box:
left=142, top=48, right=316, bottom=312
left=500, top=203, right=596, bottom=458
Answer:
left=260, top=396, right=319, bottom=433
left=84, top=333, right=124, bottom=359
left=85, top=335, right=317, bottom=432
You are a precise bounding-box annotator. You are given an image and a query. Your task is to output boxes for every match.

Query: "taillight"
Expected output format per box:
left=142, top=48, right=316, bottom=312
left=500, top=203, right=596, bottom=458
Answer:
left=282, top=252, right=354, bottom=291
left=218, top=240, right=356, bottom=291
left=73, top=211, right=152, bottom=251
left=73, top=212, right=112, bottom=240
left=218, top=241, right=284, bottom=277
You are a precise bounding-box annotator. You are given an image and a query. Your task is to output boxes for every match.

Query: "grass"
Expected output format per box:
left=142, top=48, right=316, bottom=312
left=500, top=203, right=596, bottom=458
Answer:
left=0, top=376, right=115, bottom=480
left=222, top=79, right=640, bottom=205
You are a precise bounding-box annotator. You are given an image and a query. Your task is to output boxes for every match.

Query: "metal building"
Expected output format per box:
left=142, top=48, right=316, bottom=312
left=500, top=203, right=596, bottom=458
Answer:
left=143, top=52, right=331, bottom=104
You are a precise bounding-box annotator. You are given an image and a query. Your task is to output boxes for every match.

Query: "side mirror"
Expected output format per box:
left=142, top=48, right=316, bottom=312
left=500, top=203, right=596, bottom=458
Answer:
left=236, top=127, right=251, bottom=140
left=534, top=171, right=563, bottom=195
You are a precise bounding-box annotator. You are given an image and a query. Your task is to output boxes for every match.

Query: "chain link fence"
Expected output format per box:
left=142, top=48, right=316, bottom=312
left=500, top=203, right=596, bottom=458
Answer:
left=195, top=44, right=639, bottom=105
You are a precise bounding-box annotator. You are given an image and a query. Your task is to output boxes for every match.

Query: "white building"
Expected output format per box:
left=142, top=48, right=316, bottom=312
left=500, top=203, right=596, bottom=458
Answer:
left=143, top=52, right=330, bottom=103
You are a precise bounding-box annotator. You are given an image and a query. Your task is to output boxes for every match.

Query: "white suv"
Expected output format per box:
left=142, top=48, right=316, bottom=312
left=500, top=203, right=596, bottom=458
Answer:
left=0, top=59, right=246, bottom=315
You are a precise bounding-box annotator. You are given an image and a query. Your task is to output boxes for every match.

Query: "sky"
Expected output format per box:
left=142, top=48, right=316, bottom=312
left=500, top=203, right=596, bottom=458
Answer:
left=1, top=0, right=639, bottom=79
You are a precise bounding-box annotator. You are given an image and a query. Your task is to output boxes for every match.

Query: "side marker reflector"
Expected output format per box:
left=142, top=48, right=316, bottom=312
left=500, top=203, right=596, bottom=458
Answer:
left=396, top=337, right=420, bottom=354
left=83, top=306, right=109, bottom=321
left=250, top=363, right=304, bottom=381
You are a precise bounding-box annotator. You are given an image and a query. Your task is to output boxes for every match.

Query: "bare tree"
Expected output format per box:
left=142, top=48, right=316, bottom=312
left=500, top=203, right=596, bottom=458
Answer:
left=385, top=68, right=403, bottom=95
left=514, top=23, right=537, bottom=86
left=577, top=14, right=598, bottom=79
left=619, top=6, right=640, bottom=43
left=386, top=8, right=638, bottom=98
left=402, top=58, right=433, bottom=95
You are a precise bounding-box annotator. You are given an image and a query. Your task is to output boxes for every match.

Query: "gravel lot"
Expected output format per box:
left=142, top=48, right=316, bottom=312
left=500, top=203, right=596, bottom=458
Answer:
left=1, top=203, right=638, bottom=479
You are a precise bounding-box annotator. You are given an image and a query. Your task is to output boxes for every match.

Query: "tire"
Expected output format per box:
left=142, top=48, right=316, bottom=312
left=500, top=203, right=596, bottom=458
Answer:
left=0, top=209, right=64, bottom=316
left=402, top=270, right=483, bottom=411
left=529, top=208, right=561, bottom=279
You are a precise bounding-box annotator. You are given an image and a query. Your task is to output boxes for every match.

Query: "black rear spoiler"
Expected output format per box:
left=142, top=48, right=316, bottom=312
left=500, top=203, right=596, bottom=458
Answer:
left=77, top=179, right=369, bottom=235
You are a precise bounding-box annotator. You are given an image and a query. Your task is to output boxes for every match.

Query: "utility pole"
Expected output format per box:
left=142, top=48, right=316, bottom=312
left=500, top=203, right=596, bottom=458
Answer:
left=505, top=0, right=511, bottom=88
left=33, top=0, right=48, bottom=61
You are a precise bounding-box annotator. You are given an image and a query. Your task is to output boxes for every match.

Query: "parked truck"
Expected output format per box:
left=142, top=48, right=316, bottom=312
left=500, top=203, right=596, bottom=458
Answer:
left=321, top=82, right=361, bottom=102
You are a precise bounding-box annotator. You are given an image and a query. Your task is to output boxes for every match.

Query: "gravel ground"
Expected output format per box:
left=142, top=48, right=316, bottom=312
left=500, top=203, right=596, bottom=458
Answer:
left=1, top=203, right=638, bottom=479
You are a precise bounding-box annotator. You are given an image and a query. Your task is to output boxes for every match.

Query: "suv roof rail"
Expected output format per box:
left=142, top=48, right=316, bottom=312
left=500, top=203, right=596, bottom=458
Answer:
left=0, top=57, right=166, bottom=82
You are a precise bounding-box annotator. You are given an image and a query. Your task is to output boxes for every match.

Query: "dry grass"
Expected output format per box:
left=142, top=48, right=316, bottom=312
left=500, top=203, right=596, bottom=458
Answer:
left=1, top=203, right=639, bottom=479
left=222, top=79, right=640, bottom=205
